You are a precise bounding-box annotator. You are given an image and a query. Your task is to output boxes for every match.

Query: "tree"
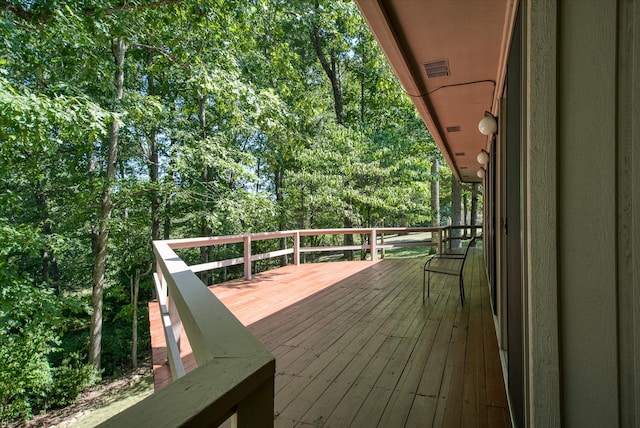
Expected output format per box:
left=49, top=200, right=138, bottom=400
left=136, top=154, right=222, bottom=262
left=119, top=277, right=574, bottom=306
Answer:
left=431, top=158, right=441, bottom=226
left=0, top=2, right=450, bottom=422
left=451, top=176, right=463, bottom=248
left=0, top=76, right=106, bottom=421
left=89, top=36, right=127, bottom=370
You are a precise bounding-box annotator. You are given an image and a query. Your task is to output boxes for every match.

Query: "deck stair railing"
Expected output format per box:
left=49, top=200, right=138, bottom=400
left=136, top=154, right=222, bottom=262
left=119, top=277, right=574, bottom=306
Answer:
left=102, top=225, right=480, bottom=427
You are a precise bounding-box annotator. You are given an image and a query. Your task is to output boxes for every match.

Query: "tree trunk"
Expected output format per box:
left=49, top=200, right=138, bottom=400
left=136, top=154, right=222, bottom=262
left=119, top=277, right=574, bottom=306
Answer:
left=163, top=193, right=171, bottom=240
left=463, top=191, right=469, bottom=226
left=150, top=131, right=160, bottom=241
left=312, top=24, right=344, bottom=125
left=299, top=184, right=307, bottom=264
left=360, top=41, right=366, bottom=124
left=311, top=5, right=354, bottom=259
left=470, top=183, right=479, bottom=236
left=131, top=268, right=140, bottom=369
left=430, top=158, right=440, bottom=227
left=197, top=92, right=212, bottom=285
left=275, top=168, right=288, bottom=266
left=146, top=45, right=161, bottom=243
left=36, top=191, right=59, bottom=292
left=90, top=36, right=127, bottom=369
left=451, top=176, right=462, bottom=249
left=343, top=215, right=354, bottom=261
left=430, top=159, right=440, bottom=253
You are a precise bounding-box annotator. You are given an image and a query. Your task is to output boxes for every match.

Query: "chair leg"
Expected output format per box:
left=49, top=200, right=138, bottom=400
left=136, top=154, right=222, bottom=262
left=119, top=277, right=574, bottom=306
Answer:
left=422, top=269, right=426, bottom=304
left=428, top=272, right=431, bottom=299
left=459, top=276, right=465, bottom=305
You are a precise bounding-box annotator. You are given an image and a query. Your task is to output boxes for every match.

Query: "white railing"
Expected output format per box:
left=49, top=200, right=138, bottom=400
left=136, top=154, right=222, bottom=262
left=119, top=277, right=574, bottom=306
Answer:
left=165, top=225, right=482, bottom=281
left=101, top=225, right=480, bottom=427
left=101, top=239, right=275, bottom=427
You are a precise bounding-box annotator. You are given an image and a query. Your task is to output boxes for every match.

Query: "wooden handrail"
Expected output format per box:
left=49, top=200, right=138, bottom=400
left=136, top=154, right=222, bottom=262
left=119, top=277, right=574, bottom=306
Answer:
left=101, top=241, right=275, bottom=427
left=165, top=226, right=483, bottom=280
left=102, top=225, right=481, bottom=427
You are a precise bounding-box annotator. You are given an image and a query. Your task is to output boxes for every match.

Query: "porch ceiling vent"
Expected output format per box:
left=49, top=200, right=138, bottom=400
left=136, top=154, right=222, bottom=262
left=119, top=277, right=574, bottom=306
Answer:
left=454, top=152, right=465, bottom=156
left=460, top=166, right=468, bottom=169
left=446, top=125, right=461, bottom=132
left=424, top=59, right=450, bottom=78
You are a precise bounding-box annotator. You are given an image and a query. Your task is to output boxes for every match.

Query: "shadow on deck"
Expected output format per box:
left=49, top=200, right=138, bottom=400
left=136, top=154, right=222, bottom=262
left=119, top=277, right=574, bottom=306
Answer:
left=148, top=249, right=511, bottom=427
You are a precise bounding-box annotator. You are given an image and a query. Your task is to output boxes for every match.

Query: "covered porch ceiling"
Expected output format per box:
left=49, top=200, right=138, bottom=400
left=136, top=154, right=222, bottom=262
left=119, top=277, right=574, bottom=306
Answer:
left=355, top=0, right=519, bottom=183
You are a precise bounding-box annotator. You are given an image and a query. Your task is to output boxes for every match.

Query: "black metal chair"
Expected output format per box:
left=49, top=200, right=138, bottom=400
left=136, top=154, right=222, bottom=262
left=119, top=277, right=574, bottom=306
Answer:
left=423, top=237, right=477, bottom=305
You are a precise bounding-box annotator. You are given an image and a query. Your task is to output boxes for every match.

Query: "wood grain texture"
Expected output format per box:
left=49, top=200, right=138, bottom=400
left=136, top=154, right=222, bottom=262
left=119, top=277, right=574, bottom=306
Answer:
left=149, top=251, right=511, bottom=427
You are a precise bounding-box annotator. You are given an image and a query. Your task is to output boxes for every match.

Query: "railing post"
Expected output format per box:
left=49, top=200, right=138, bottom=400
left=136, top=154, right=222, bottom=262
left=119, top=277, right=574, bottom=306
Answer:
left=437, top=228, right=443, bottom=255
left=244, top=234, right=252, bottom=280
left=370, top=229, right=377, bottom=261
left=167, top=290, right=182, bottom=361
left=380, top=232, right=385, bottom=259
left=293, top=231, right=300, bottom=265
left=231, top=375, right=275, bottom=428
left=154, top=259, right=166, bottom=305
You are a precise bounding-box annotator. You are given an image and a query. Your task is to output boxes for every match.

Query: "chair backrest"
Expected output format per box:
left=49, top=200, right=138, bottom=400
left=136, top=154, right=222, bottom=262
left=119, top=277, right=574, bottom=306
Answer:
left=459, top=236, right=477, bottom=271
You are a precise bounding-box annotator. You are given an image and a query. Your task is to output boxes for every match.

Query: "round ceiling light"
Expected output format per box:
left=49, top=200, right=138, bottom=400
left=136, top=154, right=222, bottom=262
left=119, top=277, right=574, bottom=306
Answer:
left=477, top=150, right=489, bottom=165
left=478, top=115, right=497, bottom=136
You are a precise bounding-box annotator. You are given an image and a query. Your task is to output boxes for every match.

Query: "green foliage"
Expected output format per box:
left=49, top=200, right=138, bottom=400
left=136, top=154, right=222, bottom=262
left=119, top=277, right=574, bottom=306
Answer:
left=0, top=283, right=59, bottom=424
left=0, top=223, right=58, bottom=422
left=0, top=0, right=480, bottom=423
left=41, top=353, right=101, bottom=409
left=0, top=223, right=101, bottom=424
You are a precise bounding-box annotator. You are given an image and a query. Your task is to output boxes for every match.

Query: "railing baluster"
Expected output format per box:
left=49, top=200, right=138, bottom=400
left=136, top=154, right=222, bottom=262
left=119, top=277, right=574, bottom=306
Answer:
left=167, top=289, right=182, bottom=355
left=110, top=226, right=484, bottom=427
left=370, top=228, right=377, bottom=261
left=294, top=231, right=300, bottom=265
left=244, top=234, right=252, bottom=280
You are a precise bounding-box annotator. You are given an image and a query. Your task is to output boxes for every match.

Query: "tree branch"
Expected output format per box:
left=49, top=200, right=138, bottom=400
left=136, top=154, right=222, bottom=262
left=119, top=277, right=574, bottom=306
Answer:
left=103, top=0, right=186, bottom=15
left=1, top=0, right=186, bottom=23
left=132, top=42, right=176, bottom=63
left=0, top=1, right=46, bottom=23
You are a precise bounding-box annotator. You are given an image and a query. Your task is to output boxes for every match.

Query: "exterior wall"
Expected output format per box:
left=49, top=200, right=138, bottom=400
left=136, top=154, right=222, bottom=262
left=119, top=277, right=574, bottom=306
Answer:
left=617, top=0, right=640, bottom=425
left=557, top=1, right=619, bottom=425
left=524, top=0, right=560, bottom=426
left=524, top=0, right=640, bottom=426
left=496, top=99, right=508, bottom=351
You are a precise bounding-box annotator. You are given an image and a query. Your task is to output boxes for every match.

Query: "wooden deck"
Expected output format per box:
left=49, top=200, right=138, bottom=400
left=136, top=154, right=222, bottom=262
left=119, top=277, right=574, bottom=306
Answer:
left=148, top=249, right=511, bottom=427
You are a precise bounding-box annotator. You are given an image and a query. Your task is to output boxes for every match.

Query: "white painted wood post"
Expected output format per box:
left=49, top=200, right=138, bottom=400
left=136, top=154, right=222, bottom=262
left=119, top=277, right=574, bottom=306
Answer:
left=293, top=231, right=300, bottom=265
left=168, top=293, right=182, bottom=356
left=370, top=229, right=377, bottom=261
left=244, top=235, right=252, bottom=280
left=154, top=270, right=165, bottom=305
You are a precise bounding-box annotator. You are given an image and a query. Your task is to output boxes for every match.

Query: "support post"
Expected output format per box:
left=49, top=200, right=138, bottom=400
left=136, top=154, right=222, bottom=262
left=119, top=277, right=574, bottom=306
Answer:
left=231, top=375, right=275, bottom=428
left=370, top=229, right=377, bottom=261
left=293, top=232, right=300, bottom=265
left=244, top=235, right=252, bottom=280
left=168, top=292, right=182, bottom=357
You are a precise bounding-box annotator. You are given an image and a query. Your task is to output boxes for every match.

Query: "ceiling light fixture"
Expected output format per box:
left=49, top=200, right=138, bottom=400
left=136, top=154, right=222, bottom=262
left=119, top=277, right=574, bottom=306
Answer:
left=478, top=111, right=498, bottom=136
left=476, top=149, right=489, bottom=165
left=477, top=167, right=486, bottom=179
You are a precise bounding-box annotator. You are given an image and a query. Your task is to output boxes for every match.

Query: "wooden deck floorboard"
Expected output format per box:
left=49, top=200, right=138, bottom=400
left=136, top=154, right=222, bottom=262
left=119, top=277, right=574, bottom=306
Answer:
left=148, top=249, right=511, bottom=427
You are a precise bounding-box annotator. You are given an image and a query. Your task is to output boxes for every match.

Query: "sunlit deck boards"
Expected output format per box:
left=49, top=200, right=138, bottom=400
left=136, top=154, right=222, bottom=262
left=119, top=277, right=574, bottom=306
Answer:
left=149, top=249, right=511, bottom=427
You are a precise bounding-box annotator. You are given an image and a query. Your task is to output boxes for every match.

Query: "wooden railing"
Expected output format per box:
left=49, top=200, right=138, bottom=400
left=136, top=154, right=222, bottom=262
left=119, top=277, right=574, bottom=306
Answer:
left=101, top=225, right=480, bottom=427
left=100, top=239, right=275, bottom=427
